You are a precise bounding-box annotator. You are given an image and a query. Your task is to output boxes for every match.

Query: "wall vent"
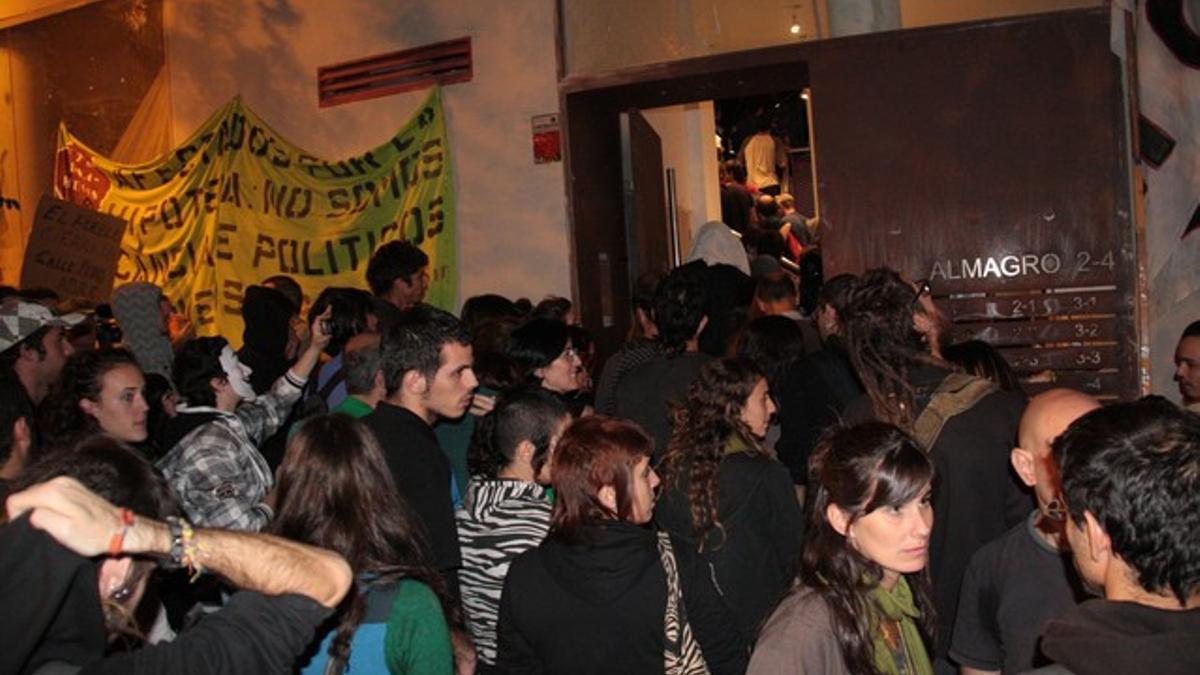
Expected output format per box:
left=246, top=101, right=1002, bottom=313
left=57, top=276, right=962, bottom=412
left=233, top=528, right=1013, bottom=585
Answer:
left=318, top=37, right=472, bottom=108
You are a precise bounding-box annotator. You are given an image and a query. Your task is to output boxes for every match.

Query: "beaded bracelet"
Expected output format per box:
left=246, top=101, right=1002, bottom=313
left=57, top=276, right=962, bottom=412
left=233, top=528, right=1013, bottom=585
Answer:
left=165, top=516, right=205, bottom=581
left=166, top=516, right=186, bottom=566
left=107, top=508, right=135, bottom=556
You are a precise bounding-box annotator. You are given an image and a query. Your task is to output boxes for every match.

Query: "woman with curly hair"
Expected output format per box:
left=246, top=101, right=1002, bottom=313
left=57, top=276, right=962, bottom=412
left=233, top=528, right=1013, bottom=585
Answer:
left=655, top=357, right=804, bottom=642
left=749, top=422, right=936, bottom=675
left=272, top=413, right=455, bottom=674
left=38, top=348, right=149, bottom=450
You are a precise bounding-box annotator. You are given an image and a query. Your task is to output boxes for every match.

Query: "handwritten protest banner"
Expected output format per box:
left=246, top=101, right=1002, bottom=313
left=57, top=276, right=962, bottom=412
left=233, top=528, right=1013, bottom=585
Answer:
left=53, top=88, right=455, bottom=343
left=20, top=195, right=126, bottom=305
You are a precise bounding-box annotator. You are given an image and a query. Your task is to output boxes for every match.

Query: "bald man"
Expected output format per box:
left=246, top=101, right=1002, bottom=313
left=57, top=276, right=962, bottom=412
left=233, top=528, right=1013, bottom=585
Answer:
left=950, top=389, right=1099, bottom=675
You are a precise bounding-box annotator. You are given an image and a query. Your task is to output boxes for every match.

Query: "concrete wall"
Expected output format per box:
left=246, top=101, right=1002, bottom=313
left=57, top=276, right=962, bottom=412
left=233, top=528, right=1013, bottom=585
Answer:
left=641, top=102, right=721, bottom=259
left=561, top=0, right=1102, bottom=77
left=164, top=0, right=571, bottom=309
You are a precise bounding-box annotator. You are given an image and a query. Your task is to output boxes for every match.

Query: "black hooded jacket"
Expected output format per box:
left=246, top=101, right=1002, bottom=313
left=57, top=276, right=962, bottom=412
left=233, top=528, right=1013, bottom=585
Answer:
left=494, top=520, right=748, bottom=675
left=0, top=514, right=106, bottom=675
left=1031, top=598, right=1200, bottom=675
left=655, top=450, right=803, bottom=640
left=239, top=285, right=296, bottom=395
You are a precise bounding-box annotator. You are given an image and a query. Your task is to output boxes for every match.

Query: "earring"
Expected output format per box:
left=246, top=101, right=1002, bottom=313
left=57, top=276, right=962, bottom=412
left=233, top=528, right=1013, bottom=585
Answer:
left=1044, top=498, right=1067, bottom=522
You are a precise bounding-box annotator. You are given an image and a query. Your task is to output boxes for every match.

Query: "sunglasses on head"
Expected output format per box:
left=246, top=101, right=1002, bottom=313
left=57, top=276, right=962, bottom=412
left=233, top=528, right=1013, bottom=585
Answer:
left=912, top=279, right=932, bottom=307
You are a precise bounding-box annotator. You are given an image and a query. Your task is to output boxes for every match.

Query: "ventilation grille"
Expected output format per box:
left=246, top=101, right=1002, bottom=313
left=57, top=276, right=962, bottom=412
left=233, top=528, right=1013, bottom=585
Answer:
left=318, top=37, right=472, bottom=108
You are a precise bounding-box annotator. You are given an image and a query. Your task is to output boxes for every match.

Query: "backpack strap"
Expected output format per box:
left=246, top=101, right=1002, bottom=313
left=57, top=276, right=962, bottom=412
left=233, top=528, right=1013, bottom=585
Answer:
left=321, top=578, right=405, bottom=675
left=911, top=373, right=998, bottom=451
left=317, top=365, right=346, bottom=402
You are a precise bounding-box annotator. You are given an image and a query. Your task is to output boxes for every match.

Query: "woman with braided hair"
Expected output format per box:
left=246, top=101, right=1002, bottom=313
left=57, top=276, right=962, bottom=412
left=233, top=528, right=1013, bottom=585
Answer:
left=839, top=268, right=1028, bottom=669
left=655, top=357, right=804, bottom=642
left=840, top=268, right=948, bottom=430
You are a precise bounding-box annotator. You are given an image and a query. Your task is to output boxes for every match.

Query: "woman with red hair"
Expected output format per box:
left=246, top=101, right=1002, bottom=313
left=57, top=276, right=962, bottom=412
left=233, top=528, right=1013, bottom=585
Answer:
left=494, top=416, right=747, bottom=675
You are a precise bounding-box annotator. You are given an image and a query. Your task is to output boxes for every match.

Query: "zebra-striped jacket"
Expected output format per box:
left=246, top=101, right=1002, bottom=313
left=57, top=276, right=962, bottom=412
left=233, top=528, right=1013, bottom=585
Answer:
left=455, top=478, right=552, bottom=666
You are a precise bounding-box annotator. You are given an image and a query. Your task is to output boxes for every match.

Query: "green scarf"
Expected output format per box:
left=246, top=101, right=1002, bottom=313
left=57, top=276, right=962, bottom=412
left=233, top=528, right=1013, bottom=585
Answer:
left=723, top=431, right=758, bottom=456
left=868, top=577, right=933, bottom=675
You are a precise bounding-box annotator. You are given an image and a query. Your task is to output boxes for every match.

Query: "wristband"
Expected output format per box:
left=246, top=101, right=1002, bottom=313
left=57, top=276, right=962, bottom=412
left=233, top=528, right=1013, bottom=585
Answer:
left=165, top=516, right=204, bottom=582
left=166, top=516, right=187, bottom=566
left=107, top=508, right=135, bottom=556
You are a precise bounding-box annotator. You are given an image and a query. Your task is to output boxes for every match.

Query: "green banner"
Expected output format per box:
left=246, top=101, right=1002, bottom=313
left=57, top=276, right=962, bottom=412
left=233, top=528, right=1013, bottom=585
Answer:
left=53, top=88, right=455, bottom=344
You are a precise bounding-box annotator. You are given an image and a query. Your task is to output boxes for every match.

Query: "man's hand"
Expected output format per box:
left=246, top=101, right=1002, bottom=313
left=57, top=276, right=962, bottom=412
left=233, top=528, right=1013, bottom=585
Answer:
left=8, top=477, right=352, bottom=609
left=307, top=307, right=333, bottom=354
left=290, top=307, right=334, bottom=382
left=7, top=476, right=125, bottom=557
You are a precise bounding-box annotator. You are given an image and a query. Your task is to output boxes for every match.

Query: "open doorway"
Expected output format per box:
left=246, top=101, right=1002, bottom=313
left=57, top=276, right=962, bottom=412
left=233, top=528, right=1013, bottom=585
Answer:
left=629, top=88, right=823, bottom=314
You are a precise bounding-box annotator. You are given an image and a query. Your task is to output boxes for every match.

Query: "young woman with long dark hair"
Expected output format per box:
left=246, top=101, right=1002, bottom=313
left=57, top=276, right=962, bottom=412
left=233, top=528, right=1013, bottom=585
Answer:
left=749, top=422, right=936, bottom=675
left=656, top=357, right=803, bottom=641
left=271, top=414, right=454, bottom=674
left=39, top=349, right=149, bottom=449
left=495, top=416, right=748, bottom=675
left=456, top=388, right=570, bottom=668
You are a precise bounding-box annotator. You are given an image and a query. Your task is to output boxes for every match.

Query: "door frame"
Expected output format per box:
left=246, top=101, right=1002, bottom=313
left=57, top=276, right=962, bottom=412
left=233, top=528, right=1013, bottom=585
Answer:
left=556, top=8, right=1142, bottom=399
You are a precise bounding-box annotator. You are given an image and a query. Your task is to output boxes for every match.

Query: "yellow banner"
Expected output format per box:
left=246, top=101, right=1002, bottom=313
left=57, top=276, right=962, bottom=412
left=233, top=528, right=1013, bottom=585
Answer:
left=53, top=87, right=455, bottom=343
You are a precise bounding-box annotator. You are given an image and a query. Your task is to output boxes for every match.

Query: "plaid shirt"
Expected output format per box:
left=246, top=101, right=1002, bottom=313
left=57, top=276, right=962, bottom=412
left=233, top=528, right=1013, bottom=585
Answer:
left=157, top=371, right=306, bottom=531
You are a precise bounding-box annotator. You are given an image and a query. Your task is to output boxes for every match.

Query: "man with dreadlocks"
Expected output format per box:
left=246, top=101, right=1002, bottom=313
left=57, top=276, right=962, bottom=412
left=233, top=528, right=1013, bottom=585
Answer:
left=841, top=267, right=1030, bottom=675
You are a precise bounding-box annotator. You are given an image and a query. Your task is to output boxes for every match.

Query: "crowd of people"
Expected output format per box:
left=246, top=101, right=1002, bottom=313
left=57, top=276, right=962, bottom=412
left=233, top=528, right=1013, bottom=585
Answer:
left=1, top=219, right=1198, bottom=675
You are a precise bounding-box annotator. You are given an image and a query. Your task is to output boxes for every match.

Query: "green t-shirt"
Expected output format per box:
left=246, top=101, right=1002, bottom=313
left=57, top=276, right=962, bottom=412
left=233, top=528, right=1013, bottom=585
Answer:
left=386, top=580, right=454, bottom=674
left=333, top=395, right=374, bottom=419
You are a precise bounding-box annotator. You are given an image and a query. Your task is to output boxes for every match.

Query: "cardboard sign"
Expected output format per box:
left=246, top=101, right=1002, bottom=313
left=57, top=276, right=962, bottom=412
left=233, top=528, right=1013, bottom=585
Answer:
left=20, top=195, right=125, bottom=305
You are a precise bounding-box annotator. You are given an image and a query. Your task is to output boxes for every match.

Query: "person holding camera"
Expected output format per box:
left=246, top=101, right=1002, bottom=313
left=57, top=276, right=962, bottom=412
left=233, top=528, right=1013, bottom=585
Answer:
left=155, top=308, right=331, bottom=532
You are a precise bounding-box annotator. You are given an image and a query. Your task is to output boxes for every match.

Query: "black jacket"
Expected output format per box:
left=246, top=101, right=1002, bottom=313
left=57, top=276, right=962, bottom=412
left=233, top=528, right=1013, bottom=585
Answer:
left=239, top=285, right=296, bottom=396
left=363, top=403, right=461, bottom=585
left=495, top=521, right=748, bottom=675
left=614, top=352, right=713, bottom=461
left=1032, top=599, right=1200, bottom=675
left=846, top=365, right=1029, bottom=658
left=0, top=515, right=331, bottom=675
left=775, top=339, right=863, bottom=485
left=1, top=515, right=105, bottom=674
left=655, top=451, right=803, bottom=639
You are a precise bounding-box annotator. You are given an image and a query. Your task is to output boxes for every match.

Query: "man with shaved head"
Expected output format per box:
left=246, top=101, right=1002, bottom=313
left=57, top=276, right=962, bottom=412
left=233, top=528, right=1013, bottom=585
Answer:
left=951, top=388, right=1099, bottom=674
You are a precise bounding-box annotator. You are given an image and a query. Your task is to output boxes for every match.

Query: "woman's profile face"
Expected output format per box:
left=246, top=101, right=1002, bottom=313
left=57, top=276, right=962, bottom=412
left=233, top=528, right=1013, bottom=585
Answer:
left=536, top=343, right=582, bottom=394
left=626, top=455, right=660, bottom=524
left=843, top=483, right=934, bottom=584
left=80, top=365, right=149, bottom=443
left=740, top=377, right=776, bottom=439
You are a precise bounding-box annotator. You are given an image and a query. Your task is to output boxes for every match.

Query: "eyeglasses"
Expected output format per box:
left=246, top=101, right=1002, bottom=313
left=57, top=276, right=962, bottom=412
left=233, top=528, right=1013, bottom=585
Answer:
left=912, top=278, right=932, bottom=308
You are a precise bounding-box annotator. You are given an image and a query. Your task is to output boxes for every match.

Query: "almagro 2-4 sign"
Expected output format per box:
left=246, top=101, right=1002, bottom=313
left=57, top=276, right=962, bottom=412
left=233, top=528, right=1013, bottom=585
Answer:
left=928, top=249, right=1116, bottom=282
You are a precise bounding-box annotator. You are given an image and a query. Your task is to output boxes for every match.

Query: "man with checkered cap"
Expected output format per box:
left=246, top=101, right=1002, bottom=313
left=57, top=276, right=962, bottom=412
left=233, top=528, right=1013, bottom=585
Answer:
left=0, top=300, right=84, bottom=407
